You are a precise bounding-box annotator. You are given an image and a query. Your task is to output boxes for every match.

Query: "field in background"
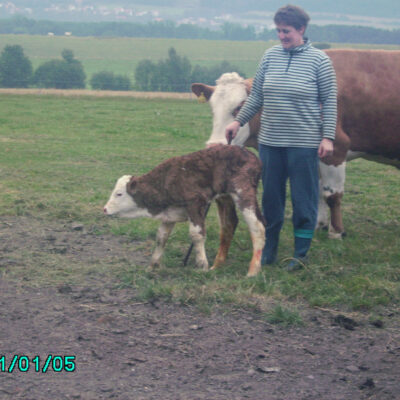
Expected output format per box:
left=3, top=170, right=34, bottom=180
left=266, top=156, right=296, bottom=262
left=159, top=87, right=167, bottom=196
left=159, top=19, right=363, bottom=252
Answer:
left=0, top=92, right=399, bottom=317
left=0, top=35, right=270, bottom=83
left=0, top=87, right=195, bottom=99
left=1, top=34, right=400, bottom=86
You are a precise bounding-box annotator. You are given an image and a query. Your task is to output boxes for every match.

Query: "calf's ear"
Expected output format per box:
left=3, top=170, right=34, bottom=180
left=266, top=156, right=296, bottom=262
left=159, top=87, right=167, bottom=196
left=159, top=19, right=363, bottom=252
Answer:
left=127, top=176, right=137, bottom=194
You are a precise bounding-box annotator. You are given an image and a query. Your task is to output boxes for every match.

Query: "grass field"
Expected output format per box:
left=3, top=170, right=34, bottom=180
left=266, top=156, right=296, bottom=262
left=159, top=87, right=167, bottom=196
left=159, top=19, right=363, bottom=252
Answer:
left=0, top=93, right=399, bottom=319
left=0, top=34, right=270, bottom=83
left=1, top=34, right=400, bottom=86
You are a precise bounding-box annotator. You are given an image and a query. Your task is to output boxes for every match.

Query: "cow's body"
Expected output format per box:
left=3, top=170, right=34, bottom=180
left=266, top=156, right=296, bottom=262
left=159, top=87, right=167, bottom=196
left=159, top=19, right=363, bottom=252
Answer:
left=327, top=50, right=400, bottom=166
left=191, top=49, right=400, bottom=243
left=104, top=145, right=265, bottom=277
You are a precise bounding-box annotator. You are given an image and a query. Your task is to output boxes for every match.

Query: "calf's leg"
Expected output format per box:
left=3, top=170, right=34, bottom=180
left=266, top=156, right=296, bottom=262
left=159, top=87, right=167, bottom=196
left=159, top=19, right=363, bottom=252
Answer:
left=150, top=222, right=175, bottom=268
left=211, top=195, right=238, bottom=270
left=240, top=206, right=266, bottom=277
left=189, top=221, right=208, bottom=271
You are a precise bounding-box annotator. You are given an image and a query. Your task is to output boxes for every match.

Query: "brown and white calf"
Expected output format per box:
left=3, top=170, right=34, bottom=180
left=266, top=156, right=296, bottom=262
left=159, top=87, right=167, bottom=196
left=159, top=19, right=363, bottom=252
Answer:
left=104, top=145, right=265, bottom=277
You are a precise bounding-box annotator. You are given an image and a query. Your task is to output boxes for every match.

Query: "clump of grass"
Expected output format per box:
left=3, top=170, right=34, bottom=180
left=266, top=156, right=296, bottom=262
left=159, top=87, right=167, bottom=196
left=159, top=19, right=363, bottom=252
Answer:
left=265, top=304, right=304, bottom=327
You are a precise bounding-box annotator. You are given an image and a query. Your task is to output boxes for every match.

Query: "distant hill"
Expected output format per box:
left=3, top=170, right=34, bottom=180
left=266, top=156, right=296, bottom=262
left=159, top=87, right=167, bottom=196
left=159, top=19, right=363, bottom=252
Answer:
left=1, top=0, right=399, bottom=29
left=6, top=1, right=398, bottom=17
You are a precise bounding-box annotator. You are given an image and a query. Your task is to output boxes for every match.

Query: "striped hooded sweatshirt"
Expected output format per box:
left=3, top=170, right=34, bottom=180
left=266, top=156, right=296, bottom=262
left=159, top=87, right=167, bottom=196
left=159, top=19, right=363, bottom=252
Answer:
left=235, top=40, right=337, bottom=148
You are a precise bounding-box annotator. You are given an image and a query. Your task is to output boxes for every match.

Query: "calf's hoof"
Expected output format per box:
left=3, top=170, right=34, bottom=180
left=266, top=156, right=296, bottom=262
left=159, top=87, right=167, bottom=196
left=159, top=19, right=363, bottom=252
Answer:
left=246, top=264, right=261, bottom=278
left=210, top=258, right=225, bottom=271
left=196, top=259, right=209, bottom=271
left=149, top=261, right=161, bottom=270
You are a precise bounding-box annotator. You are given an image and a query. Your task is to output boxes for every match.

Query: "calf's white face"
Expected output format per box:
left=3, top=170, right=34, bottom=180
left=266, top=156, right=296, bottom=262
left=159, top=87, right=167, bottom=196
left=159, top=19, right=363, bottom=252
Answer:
left=208, top=72, right=250, bottom=147
left=104, top=175, right=146, bottom=218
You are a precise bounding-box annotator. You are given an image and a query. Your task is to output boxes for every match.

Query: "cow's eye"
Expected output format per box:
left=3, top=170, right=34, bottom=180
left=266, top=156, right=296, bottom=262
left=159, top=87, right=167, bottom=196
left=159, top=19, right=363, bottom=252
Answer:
left=232, top=105, right=242, bottom=117
left=116, top=193, right=123, bottom=197
left=232, top=101, right=245, bottom=117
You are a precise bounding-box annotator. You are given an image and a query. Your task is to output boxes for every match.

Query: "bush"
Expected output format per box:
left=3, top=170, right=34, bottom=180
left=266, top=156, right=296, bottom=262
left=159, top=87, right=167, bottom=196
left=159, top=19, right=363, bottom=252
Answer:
left=90, top=71, right=131, bottom=91
left=33, top=49, right=85, bottom=89
left=135, top=47, right=192, bottom=92
left=0, top=44, right=32, bottom=88
left=134, top=47, right=246, bottom=92
left=134, top=59, right=159, bottom=91
left=191, top=61, right=246, bottom=85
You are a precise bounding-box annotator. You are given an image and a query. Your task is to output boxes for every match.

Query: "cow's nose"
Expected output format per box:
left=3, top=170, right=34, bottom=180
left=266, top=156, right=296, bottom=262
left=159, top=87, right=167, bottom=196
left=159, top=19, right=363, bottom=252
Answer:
left=103, top=207, right=107, bottom=214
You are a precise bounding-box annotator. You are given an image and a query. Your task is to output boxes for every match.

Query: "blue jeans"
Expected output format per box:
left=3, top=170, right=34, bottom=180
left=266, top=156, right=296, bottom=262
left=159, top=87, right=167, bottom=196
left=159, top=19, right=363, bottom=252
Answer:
left=258, top=144, right=319, bottom=259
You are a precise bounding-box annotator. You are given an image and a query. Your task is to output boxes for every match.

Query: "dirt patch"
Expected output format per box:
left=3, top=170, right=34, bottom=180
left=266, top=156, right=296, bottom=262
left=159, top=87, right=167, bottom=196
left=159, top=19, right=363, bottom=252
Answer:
left=0, top=217, right=399, bottom=399
left=0, top=216, right=148, bottom=268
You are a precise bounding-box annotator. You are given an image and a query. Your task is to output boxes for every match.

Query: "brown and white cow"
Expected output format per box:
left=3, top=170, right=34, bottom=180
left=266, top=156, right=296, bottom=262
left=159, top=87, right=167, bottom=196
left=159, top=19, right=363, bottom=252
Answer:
left=104, top=145, right=265, bottom=277
left=192, top=72, right=347, bottom=239
left=192, top=50, right=400, bottom=245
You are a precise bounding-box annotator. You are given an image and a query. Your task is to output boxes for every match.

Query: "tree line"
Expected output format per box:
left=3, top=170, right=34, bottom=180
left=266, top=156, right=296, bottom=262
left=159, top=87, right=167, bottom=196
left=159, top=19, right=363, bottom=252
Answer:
left=0, top=44, right=245, bottom=92
left=1, top=15, right=400, bottom=45
left=0, top=45, right=88, bottom=89
left=135, top=47, right=246, bottom=92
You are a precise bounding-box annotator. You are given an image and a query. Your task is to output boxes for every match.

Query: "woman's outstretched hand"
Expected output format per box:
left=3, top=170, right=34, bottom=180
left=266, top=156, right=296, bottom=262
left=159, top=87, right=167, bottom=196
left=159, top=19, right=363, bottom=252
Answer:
left=225, top=121, right=241, bottom=144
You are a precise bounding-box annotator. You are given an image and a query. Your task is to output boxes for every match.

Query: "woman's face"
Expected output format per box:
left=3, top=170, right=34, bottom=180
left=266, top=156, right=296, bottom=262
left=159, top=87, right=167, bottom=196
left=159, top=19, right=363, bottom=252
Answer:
left=276, top=24, right=305, bottom=49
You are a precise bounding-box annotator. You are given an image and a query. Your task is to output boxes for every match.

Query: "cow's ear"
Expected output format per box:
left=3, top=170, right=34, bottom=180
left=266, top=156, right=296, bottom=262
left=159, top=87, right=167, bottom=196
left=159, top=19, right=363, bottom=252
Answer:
left=191, top=83, right=214, bottom=101
left=127, top=176, right=137, bottom=194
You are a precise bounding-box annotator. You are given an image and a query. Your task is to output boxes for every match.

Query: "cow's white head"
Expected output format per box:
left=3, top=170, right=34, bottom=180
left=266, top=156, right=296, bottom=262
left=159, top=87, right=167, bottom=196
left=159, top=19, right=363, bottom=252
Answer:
left=104, top=175, right=150, bottom=219
left=192, top=72, right=250, bottom=147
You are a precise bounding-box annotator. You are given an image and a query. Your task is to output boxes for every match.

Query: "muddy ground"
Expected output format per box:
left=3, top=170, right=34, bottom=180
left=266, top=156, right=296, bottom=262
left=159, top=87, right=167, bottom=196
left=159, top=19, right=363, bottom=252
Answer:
left=0, top=217, right=399, bottom=400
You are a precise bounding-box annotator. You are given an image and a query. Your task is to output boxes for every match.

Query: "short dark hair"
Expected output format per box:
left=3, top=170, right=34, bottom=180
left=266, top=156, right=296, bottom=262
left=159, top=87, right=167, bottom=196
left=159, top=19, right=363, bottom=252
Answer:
left=274, top=4, right=310, bottom=30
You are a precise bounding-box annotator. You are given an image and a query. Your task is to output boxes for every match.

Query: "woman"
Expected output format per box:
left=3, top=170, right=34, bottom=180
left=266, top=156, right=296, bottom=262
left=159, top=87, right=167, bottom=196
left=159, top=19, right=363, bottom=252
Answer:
left=225, top=4, right=337, bottom=271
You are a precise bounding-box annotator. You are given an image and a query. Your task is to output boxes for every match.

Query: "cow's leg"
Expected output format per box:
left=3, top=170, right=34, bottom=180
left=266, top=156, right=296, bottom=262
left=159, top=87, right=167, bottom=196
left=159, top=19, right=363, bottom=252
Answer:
left=317, top=160, right=331, bottom=231
left=317, top=180, right=330, bottom=231
left=150, top=222, right=175, bottom=268
left=189, top=221, right=208, bottom=271
left=326, top=192, right=345, bottom=239
left=211, top=195, right=238, bottom=270
left=318, top=162, right=346, bottom=239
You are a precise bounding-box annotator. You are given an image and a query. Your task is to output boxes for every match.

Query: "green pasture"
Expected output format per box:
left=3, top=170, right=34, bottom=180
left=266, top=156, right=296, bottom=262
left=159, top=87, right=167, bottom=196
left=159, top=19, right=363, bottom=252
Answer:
left=0, top=34, right=270, bottom=83
left=1, top=34, right=399, bottom=86
left=0, top=93, right=399, bottom=321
